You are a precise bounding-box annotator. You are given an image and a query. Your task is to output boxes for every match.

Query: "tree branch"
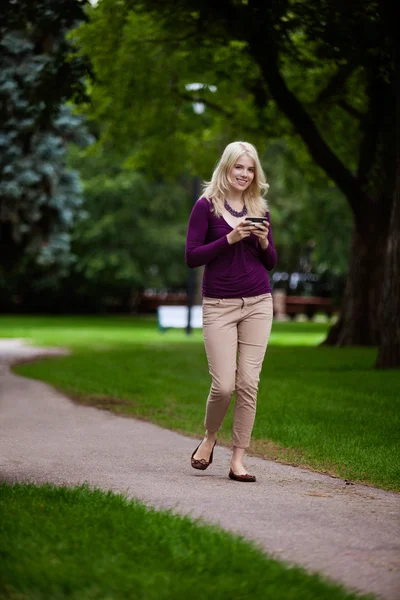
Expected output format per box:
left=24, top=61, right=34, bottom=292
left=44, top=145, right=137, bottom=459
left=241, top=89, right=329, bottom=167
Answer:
left=338, top=100, right=364, bottom=120
left=317, top=63, right=355, bottom=103
left=356, top=77, right=391, bottom=199
left=249, top=40, right=364, bottom=223
left=122, top=33, right=198, bottom=46
left=179, top=92, right=233, bottom=117
left=178, top=91, right=266, bottom=136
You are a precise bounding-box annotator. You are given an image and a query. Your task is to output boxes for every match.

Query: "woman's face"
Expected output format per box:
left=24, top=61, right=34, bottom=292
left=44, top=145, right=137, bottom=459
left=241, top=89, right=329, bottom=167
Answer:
left=228, top=153, right=255, bottom=193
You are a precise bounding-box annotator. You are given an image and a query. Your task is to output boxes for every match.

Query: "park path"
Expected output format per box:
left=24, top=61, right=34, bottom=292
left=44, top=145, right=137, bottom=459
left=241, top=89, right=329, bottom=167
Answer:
left=0, top=339, right=399, bottom=600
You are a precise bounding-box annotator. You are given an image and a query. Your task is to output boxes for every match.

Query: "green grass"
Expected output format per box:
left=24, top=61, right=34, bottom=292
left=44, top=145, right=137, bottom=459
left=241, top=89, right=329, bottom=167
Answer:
left=0, top=315, right=328, bottom=346
left=0, top=482, right=374, bottom=600
left=1, top=316, right=399, bottom=491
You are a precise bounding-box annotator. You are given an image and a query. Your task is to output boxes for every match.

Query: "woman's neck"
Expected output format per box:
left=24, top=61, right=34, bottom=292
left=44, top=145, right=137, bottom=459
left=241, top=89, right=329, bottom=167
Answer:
left=225, top=189, right=244, bottom=206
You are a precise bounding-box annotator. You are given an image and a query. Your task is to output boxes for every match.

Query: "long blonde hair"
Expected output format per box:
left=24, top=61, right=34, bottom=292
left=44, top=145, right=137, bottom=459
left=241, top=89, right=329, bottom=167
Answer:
left=201, top=141, right=269, bottom=217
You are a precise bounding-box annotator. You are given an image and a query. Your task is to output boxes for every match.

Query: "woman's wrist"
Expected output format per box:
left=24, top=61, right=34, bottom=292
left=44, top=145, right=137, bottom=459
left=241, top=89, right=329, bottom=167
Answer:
left=260, top=238, right=269, bottom=250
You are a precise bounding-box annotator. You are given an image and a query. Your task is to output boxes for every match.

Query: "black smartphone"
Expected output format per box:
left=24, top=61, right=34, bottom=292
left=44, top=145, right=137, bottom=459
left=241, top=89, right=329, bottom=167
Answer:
left=245, top=217, right=268, bottom=223
left=244, top=217, right=268, bottom=229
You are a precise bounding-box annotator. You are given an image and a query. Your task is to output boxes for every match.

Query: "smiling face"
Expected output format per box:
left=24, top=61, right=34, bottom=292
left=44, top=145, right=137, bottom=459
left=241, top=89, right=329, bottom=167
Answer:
left=228, top=153, right=255, bottom=193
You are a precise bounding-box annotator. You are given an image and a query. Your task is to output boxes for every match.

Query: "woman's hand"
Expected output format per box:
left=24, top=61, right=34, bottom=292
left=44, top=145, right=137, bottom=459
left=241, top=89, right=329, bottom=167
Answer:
left=251, top=222, right=270, bottom=250
left=226, top=221, right=253, bottom=245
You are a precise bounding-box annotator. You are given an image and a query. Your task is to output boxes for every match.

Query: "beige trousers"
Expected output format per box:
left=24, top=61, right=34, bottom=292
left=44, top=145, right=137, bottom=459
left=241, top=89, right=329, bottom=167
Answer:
left=202, top=293, right=273, bottom=449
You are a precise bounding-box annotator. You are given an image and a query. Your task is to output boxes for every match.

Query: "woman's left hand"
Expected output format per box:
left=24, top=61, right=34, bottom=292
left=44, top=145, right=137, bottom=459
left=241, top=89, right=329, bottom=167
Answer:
left=251, top=223, right=269, bottom=250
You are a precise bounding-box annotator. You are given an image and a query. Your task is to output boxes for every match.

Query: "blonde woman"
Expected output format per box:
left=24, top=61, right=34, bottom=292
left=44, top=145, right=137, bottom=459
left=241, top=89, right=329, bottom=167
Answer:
left=185, top=141, right=277, bottom=482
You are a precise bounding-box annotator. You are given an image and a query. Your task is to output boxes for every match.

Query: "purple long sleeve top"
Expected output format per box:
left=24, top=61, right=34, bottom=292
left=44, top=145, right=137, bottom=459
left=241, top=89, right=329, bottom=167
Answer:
left=185, top=197, right=277, bottom=298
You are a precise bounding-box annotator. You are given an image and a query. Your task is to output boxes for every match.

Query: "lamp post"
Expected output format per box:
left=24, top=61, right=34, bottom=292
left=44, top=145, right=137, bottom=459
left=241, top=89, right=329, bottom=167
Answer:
left=186, top=176, right=200, bottom=335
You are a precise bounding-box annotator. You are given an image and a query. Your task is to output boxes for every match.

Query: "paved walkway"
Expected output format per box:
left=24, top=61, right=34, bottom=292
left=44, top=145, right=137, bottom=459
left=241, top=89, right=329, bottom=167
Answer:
left=0, top=340, right=399, bottom=599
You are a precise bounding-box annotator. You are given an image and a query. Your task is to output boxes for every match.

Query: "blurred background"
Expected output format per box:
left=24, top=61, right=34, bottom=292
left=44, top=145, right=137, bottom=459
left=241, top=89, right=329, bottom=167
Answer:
left=0, top=0, right=398, bottom=367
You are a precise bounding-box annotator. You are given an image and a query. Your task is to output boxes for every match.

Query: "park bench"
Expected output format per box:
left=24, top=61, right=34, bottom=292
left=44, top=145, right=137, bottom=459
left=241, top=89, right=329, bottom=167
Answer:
left=138, top=291, right=187, bottom=312
left=284, top=296, right=338, bottom=319
left=157, top=305, right=203, bottom=331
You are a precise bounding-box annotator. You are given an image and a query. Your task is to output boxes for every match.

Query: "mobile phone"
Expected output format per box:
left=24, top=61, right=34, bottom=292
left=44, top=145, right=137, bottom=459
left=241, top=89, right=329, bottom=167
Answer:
left=245, top=217, right=268, bottom=223
left=244, top=217, right=268, bottom=229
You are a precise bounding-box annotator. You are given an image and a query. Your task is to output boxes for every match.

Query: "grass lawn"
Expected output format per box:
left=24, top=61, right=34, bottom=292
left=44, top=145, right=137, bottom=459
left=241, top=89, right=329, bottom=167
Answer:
left=0, top=482, right=374, bottom=600
left=1, top=315, right=399, bottom=491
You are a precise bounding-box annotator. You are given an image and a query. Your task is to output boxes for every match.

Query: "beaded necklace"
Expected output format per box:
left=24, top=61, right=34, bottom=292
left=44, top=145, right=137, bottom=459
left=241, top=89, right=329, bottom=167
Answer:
left=224, top=199, right=247, bottom=218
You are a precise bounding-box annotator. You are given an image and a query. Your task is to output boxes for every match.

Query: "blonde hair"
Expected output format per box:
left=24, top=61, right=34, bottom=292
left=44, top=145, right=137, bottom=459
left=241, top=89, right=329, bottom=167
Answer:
left=201, top=141, right=269, bottom=217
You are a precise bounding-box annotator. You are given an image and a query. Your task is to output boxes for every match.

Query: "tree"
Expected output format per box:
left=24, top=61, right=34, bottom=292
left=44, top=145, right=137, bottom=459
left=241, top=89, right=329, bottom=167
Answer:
left=68, top=147, right=190, bottom=308
left=76, top=0, right=398, bottom=365
left=375, top=0, right=400, bottom=368
left=286, top=0, right=395, bottom=353
left=0, top=0, right=90, bottom=272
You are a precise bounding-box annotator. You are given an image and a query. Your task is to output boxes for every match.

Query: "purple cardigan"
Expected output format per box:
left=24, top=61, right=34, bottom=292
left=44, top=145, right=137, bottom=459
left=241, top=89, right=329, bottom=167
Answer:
left=185, top=197, right=277, bottom=298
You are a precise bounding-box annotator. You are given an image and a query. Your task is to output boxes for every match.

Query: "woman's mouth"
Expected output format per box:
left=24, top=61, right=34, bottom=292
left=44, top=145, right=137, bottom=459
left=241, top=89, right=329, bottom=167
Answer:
left=236, top=178, right=247, bottom=186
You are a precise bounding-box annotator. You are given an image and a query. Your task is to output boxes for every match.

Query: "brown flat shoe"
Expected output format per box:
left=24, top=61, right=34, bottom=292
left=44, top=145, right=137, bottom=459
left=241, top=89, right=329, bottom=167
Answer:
left=191, top=440, right=216, bottom=471
left=229, top=469, right=256, bottom=482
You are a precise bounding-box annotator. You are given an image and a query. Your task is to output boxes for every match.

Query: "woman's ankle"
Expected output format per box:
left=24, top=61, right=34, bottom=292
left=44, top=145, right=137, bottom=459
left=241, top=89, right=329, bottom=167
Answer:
left=230, top=446, right=247, bottom=470
left=205, top=431, right=217, bottom=443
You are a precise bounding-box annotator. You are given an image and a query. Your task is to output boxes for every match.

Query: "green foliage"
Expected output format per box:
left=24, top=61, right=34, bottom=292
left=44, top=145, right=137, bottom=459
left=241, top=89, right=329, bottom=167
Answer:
left=265, top=141, right=352, bottom=276
left=74, top=0, right=273, bottom=179
left=0, top=0, right=91, bottom=271
left=0, top=148, right=191, bottom=313
left=69, top=147, right=189, bottom=295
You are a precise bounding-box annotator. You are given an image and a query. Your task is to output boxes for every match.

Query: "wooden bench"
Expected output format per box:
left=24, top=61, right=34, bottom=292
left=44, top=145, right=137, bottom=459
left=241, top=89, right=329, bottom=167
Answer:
left=137, top=292, right=187, bottom=312
left=157, top=305, right=203, bottom=331
left=284, top=296, right=338, bottom=319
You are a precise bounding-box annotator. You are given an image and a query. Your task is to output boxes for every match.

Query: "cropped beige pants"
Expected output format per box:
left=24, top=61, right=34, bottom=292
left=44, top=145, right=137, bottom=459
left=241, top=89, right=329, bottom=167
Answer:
left=202, top=293, right=273, bottom=449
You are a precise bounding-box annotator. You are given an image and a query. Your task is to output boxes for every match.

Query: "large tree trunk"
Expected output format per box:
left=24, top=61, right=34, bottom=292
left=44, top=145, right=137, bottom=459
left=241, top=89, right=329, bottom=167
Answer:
left=325, top=12, right=398, bottom=356
left=323, top=219, right=388, bottom=346
left=375, top=163, right=400, bottom=367
left=375, top=12, right=400, bottom=368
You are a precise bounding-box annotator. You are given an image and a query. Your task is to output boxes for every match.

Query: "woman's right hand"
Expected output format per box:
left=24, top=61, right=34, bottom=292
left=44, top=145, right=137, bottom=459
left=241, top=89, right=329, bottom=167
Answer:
left=226, top=222, right=252, bottom=245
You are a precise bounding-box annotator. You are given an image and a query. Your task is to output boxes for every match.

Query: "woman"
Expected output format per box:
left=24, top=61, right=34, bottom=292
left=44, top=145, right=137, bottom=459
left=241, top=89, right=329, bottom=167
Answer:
left=185, top=141, right=277, bottom=482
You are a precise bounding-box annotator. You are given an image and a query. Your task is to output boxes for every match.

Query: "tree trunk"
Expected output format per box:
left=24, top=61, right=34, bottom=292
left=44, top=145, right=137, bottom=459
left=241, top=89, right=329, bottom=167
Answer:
left=375, top=0, right=400, bottom=368
left=322, top=220, right=388, bottom=346
left=322, top=71, right=395, bottom=349
left=375, top=146, right=400, bottom=366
